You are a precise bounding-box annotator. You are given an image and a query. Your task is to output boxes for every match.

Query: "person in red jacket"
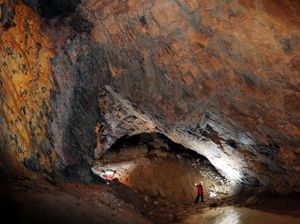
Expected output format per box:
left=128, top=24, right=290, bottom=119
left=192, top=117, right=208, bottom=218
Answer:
left=194, top=183, right=204, bottom=203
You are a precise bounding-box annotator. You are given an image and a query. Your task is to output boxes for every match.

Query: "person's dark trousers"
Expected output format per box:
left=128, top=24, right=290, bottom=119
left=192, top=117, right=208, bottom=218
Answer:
left=194, top=194, right=204, bottom=203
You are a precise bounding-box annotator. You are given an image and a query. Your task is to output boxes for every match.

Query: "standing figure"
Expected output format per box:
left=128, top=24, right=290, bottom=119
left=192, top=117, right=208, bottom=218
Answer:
left=101, top=169, right=116, bottom=185
left=194, top=183, right=204, bottom=203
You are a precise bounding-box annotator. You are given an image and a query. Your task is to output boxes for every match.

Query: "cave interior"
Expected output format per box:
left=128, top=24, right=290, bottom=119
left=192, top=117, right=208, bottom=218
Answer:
left=0, top=0, right=300, bottom=223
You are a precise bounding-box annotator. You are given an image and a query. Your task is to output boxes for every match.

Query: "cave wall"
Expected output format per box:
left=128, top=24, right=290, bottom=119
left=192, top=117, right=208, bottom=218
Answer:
left=0, top=1, right=56, bottom=173
left=0, top=0, right=300, bottom=192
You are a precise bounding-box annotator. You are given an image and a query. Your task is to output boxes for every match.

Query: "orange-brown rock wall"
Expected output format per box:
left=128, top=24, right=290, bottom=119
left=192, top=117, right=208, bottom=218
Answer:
left=0, top=1, right=56, bottom=172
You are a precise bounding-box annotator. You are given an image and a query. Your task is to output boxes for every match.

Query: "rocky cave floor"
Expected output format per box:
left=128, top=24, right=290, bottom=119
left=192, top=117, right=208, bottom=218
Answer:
left=1, top=136, right=300, bottom=224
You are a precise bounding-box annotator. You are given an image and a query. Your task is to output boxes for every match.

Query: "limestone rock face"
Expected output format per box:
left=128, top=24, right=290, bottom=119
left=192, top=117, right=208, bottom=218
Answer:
left=1, top=0, right=300, bottom=192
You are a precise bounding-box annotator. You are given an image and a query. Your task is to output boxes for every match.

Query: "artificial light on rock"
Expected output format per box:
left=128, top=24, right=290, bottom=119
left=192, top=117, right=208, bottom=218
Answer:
left=209, top=191, right=217, bottom=198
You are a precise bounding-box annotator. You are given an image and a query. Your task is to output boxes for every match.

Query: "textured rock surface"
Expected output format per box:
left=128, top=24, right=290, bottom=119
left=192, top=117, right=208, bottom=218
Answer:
left=0, top=1, right=56, bottom=173
left=1, top=0, right=300, bottom=193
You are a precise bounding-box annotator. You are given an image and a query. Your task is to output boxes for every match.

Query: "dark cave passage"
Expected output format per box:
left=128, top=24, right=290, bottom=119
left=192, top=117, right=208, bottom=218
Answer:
left=109, top=132, right=207, bottom=158
left=90, top=132, right=300, bottom=223
left=91, top=132, right=231, bottom=222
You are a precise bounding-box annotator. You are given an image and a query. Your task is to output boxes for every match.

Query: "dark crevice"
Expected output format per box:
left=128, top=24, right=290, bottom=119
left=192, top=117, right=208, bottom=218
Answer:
left=139, top=16, right=147, bottom=26
left=226, top=139, right=238, bottom=149
left=24, top=0, right=81, bottom=18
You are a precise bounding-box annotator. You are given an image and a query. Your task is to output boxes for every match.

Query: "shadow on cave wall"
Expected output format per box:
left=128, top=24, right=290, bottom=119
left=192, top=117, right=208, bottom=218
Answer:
left=109, top=132, right=208, bottom=162
left=24, top=0, right=81, bottom=18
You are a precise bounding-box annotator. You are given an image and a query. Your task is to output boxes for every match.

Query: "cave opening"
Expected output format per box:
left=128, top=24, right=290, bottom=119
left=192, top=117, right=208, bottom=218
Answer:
left=91, top=132, right=231, bottom=222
